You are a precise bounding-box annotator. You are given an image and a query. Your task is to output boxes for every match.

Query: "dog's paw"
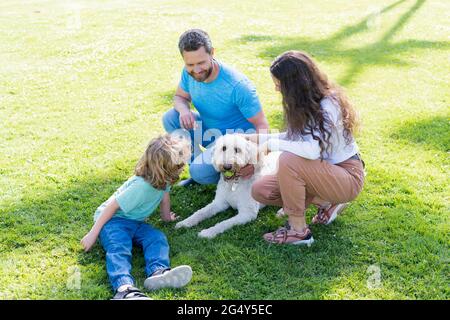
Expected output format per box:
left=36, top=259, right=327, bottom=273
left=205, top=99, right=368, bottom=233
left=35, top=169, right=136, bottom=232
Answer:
left=198, top=228, right=217, bottom=239
left=175, top=220, right=192, bottom=229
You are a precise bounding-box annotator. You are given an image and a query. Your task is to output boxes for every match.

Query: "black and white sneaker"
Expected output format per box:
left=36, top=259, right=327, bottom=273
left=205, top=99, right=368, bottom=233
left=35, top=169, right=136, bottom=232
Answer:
left=111, top=286, right=152, bottom=300
left=144, top=265, right=192, bottom=290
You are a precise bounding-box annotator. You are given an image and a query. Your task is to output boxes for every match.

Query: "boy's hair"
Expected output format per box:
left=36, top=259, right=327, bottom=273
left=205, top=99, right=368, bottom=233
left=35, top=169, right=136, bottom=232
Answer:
left=135, top=134, right=190, bottom=190
left=178, top=29, right=213, bottom=54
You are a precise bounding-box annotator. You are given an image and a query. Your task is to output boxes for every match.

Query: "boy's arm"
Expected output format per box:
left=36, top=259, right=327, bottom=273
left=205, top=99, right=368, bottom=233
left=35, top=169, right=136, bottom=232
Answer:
left=160, top=192, right=178, bottom=222
left=81, top=198, right=120, bottom=252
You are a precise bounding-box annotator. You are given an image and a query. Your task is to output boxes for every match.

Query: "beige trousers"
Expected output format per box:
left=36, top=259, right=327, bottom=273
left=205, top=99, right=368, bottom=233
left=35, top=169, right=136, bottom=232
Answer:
left=251, top=152, right=365, bottom=217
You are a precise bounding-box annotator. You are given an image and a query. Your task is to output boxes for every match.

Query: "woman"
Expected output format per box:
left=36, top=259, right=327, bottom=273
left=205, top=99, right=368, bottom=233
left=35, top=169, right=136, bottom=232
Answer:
left=251, top=51, right=365, bottom=245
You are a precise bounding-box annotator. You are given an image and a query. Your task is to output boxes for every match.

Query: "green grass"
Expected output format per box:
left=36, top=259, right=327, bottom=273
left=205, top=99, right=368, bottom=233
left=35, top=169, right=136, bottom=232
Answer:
left=0, top=0, right=448, bottom=299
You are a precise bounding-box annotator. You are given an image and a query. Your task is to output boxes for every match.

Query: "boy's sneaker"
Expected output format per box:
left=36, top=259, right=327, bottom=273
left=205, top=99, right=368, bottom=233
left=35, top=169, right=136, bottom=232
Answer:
left=111, top=286, right=152, bottom=300
left=144, top=265, right=192, bottom=291
left=312, top=203, right=349, bottom=225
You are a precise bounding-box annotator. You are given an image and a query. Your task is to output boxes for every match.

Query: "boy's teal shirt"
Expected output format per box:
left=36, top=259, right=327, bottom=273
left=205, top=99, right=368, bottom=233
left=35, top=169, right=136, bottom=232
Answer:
left=94, top=176, right=170, bottom=222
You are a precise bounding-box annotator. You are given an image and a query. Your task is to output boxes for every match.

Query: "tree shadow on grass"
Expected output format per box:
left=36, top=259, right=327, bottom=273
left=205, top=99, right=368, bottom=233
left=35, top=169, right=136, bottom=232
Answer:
left=390, top=116, right=450, bottom=153
left=234, top=0, right=449, bottom=87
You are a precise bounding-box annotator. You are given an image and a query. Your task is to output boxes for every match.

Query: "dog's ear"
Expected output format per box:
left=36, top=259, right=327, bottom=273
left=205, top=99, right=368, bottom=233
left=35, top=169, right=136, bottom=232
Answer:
left=246, top=139, right=258, bottom=166
left=208, top=143, right=220, bottom=171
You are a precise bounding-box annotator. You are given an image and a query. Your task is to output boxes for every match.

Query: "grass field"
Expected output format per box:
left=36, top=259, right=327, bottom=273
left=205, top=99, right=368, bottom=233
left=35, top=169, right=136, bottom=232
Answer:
left=0, top=0, right=449, bottom=299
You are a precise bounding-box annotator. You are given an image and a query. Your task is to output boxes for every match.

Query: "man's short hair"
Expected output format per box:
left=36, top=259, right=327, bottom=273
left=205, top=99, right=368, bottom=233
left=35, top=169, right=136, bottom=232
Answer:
left=178, top=29, right=213, bottom=55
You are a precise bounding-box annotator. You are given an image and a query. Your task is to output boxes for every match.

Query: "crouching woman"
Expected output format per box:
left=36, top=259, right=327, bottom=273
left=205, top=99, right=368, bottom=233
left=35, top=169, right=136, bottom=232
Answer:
left=251, top=51, right=365, bottom=245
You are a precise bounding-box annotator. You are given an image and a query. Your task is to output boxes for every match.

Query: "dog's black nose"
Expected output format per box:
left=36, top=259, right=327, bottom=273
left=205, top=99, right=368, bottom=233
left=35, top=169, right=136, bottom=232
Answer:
left=223, top=164, right=232, bottom=171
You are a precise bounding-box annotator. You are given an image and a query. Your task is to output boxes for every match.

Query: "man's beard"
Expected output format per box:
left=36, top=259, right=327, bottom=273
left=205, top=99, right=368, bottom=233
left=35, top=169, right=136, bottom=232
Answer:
left=189, top=63, right=213, bottom=82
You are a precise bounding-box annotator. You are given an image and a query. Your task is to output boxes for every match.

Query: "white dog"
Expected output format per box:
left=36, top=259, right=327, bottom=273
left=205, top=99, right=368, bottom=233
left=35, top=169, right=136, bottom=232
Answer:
left=175, top=134, right=279, bottom=238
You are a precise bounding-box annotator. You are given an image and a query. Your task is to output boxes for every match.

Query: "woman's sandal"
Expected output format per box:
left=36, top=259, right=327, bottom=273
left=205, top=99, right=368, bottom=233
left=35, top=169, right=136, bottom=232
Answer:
left=263, top=223, right=314, bottom=246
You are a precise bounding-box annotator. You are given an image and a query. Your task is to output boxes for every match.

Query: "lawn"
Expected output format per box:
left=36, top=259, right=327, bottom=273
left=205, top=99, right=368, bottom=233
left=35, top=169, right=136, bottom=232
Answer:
left=0, top=0, right=448, bottom=299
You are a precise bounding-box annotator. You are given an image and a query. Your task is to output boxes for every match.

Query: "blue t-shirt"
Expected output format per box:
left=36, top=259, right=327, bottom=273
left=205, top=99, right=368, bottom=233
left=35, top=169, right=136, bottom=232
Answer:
left=179, top=60, right=262, bottom=134
left=94, top=176, right=170, bottom=222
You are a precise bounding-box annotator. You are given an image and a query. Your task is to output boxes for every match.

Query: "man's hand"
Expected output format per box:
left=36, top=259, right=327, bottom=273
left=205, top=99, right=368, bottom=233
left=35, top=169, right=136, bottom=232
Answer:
left=179, top=110, right=197, bottom=130
left=237, top=164, right=255, bottom=180
left=161, top=211, right=179, bottom=222
left=81, top=231, right=98, bottom=252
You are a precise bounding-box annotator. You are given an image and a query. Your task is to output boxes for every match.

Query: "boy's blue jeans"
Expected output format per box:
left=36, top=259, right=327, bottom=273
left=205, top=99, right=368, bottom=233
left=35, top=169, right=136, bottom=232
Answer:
left=99, top=217, right=170, bottom=291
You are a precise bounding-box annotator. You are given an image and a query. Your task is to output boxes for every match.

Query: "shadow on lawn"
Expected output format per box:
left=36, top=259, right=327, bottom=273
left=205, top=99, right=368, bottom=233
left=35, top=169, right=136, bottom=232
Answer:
left=390, top=115, right=450, bottom=153
left=233, top=0, right=449, bottom=87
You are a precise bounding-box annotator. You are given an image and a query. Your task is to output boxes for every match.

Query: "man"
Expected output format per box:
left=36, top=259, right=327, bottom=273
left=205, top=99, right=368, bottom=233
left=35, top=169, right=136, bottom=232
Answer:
left=162, top=29, right=269, bottom=185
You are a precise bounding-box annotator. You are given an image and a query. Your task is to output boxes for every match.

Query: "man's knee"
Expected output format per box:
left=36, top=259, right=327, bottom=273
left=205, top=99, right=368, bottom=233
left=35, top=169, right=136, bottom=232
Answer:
left=189, top=164, right=219, bottom=185
left=162, top=108, right=180, bottom=132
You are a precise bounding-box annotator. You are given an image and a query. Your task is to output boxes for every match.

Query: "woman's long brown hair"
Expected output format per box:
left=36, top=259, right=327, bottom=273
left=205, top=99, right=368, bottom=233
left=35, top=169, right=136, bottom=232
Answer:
left=270, top=51, right=359, bottom=159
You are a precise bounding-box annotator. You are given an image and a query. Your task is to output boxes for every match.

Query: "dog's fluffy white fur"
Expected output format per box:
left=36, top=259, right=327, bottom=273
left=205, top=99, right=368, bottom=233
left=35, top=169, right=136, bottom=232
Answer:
left=175, top=134, right=279, bottom=238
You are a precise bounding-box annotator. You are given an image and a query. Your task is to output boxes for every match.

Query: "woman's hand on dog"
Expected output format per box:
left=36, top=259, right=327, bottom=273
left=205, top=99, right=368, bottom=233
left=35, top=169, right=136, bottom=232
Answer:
left=237, top=164, right=255, bottom=180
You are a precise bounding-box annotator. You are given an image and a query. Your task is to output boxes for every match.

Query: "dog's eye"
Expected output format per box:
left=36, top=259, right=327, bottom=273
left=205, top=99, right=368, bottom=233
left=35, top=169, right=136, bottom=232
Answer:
left=234, top=147, right=241, bottom=153
left=222, top=146, right=227, bottom=151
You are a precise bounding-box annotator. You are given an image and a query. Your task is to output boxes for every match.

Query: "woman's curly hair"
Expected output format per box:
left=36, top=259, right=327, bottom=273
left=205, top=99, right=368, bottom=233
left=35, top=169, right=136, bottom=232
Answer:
left=270, top=50, right=359, bottom=159
left=135, top=134, right=191, bottom=190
